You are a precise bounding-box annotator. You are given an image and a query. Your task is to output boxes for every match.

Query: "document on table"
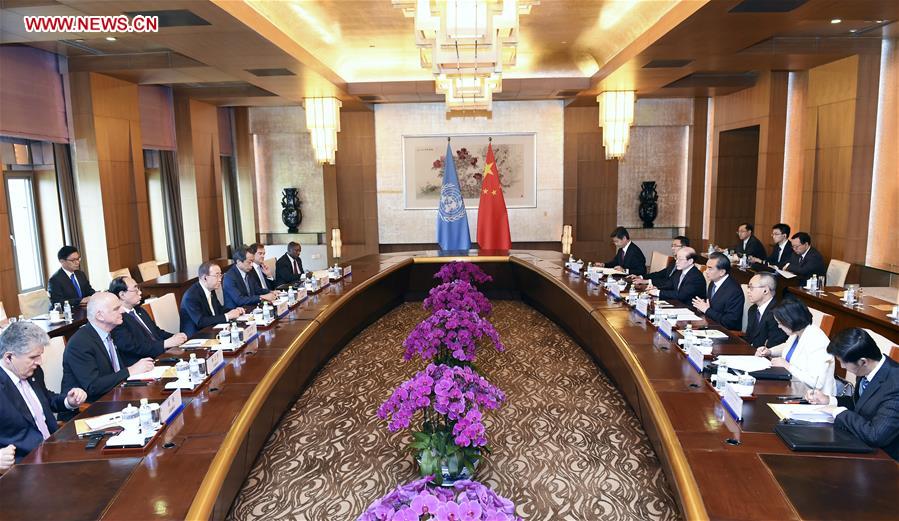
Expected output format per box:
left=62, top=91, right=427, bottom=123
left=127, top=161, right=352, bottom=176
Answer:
left=768, top=403, right=847, bottom=423
left=127, top=366, right=175, bottom=381
left=75, top=412, right=123, bottom=435
left=714, top=355, right=771, bottom=373
left=660, top=308, right=703, bottom=321
left=690, top=329, right=729, bottom=339
left=775, top=268, right=797, bottom=279
left=182, top=339, right=217, bottom=348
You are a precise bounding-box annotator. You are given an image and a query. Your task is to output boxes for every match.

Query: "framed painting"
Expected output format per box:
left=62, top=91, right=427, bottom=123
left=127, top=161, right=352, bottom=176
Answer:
left=402, top=133, right=537, bottom=209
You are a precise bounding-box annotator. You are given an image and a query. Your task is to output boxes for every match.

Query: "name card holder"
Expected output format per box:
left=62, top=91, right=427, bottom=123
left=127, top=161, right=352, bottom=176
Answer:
left=609, top=283, right=622, bottom=299
left=636, top=299, right=649, bottom=317
left=343, top=265, right=352, bottom=276
left=722, top=383, right=744, bottom=421
left=658, top=319, right=674, bottom=339
left=242, top=323, right=258, bottom=343
left=207, top=349, right=225, bottom=375
left=160, top=389, right=184, bottom=425
left=276, top=301, right=289, bottom=318
left=686, top=344, right=704, bottom=373
left=295, top=287, right=308, bottom=303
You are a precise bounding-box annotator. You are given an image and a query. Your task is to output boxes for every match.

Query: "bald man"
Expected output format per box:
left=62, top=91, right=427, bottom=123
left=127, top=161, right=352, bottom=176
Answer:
left=61, top=292, right=154, bottom=404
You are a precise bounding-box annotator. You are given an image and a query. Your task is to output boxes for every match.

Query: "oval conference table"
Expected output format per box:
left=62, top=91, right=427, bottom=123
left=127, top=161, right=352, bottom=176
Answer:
left=0, top=251, right=896, bottom=521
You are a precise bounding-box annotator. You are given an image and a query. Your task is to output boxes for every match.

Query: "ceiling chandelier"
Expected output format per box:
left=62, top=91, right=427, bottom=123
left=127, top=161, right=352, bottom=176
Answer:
left=596, top=91, right=635, bottom=160
left=394, top=0, right=538, bottom=113
left=304, top=97, right=341, bottom=165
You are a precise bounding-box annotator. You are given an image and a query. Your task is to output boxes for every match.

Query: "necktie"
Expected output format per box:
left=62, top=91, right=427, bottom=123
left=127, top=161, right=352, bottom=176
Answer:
left=709, top=282, right=718, bottom=301
left=70, top=273, right=82, bottom=299
left=858, top=377, right=869, bottom=396
left=104, top=335, right=121, bottom=372
left=784, top=336, right=800, bottom=363
left=131, top=309, right=154, bottom=338
left=242, top=273, right=251, bottom=294
left=292, top=258, right=299, bottom=275
left=677, top=270, right=687, bottom=290
left=256, top=266, right=266, bottom=288
left=18, top=379, right=51, bottom=440
left=777, top=245, right=784, bottom=263
left=754, top=308, right=762, bottom=328
left=618, top=249, right=624, bottom=266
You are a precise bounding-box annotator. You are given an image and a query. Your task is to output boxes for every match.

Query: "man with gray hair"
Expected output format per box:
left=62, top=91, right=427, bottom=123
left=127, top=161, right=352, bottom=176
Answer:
left=61, top=292, right=154, bottom=404
left=745, top=272, right=789, bottom=348
left=0, top=321, right=87, bottom=467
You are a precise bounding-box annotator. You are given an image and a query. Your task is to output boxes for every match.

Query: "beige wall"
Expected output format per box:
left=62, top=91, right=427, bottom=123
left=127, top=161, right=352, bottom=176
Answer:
left=249, top=106, right=326, bottom=236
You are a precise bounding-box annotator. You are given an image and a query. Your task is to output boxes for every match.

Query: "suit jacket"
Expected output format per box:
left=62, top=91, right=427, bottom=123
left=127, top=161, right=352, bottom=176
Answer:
left=0, top=367, right=67, bottom=462
left=605, top=242, right=647, bottom=276
left=646, top=258, right=676, bottom=287
left=790, top=247, right=826, bottom=286
left=275, top=253, right=305, bottom=286
left=835, top=356, right=899, bottom=460
left=47, top=268, right=96, bottom=307
left=658, top=266, right=707, bottom=304
left=734, top=235, right=767, bottom=260
left=179, top=282, right=229, bottom=337
left=766, top=241, right=794, bottom=269
left=110, top=307, right=173, bottom=367
left=250, top=264, right=276, bottom=294
left=771, top=324, right=835, bottom=394
left=703, top=275, right=745, bottom=330
left=744, top=299, right=788, bottom=348
left=222, top=265, right=262, bottom=309
left=61, top=324, right=129, bottom=403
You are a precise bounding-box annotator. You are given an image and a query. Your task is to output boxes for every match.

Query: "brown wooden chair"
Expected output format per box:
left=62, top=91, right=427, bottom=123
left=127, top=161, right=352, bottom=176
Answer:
left=808, top=307, right=835, bottom=336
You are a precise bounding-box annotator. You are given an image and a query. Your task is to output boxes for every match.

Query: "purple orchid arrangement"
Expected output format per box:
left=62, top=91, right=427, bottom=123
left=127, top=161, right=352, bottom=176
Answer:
left=404, top=309, right=504, bottom=364
left=424, top=281, right=493, bottom=316
left=358, top=477, right=521, bottom=521
left=378, top=363, right=504, bottom=448
left=434, top=261, right=493, bottom=285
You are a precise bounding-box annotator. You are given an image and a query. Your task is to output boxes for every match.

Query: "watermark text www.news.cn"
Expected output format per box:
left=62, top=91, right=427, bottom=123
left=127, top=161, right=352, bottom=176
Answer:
left=23, top=15, right=158, bottom=33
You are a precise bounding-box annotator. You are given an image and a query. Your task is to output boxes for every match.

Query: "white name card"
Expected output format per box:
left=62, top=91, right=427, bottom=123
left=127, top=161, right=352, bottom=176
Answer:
left=658, top=319, right=674, bottom=339
left=295, top=287, right=307, bottom=302
left=687, top=344, right=704, bottom=373
left=636, top=299, right=649, bottom=317
left=344, top=265, right=352, bottom=275
left=207, top=349, right=224, bottom=374
left=276, top=301, right=288, bottom=317
left=160, top=389, right=183, bottom=424
left=610, top=283, right=621, bottom=299
left=722, top=383, right=744, bottom=421
left=242, top=323, right=257, bottom=341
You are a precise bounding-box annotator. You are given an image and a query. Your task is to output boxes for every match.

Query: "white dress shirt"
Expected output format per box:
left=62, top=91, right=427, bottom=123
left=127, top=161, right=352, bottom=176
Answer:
left=201, top=284, right=216, bottom=313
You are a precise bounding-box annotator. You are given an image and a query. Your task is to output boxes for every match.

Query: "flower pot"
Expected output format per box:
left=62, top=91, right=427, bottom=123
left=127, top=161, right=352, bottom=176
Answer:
left=417, top=449, right=480, bottom=486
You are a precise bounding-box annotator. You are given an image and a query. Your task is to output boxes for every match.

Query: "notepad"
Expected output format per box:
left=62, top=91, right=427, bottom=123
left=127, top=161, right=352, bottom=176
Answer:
left=690, top=329, right=729, bottom=339
left=182, top=339, right=217, bottom=348
left=768, top=403, right=847, bottom=424
left=75, top=412, right=123, bottom=435
left=127, top=366, right=175, bottom=381
left=714, top=355, right=771, bottom=373
left=775, top=268, right=797, bottom=279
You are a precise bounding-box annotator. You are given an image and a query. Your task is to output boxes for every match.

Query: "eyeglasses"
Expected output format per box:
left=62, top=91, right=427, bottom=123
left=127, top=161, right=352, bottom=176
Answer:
left=65, top=256, right=81, bottom=262
left=204, top=273, right=223, bottom=279
left=747, top=285, right=765, bottom=290
left=124, top=287, right=141, bottom=293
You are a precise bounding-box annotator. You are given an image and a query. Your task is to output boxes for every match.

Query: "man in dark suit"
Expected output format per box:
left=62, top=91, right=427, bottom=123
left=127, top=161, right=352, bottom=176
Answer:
left=61, top=292, right=155, bottom=404
left=692, top=252, right=745, bottom=330
left=1, top=321, right=87, bottom=464
left=807, top=328, right=899, bottom=460
left=745, top=273, right=788, bottom=348
left=732, top=223, right=767, bottom=260
left=752, top=223, right=793, bottom=268
left=248, top=243, right=277, bottom=293
left=223, top=246, right=278, bottom=309
left=47, top=245, right=95, bottom=308
left=632, top=236, right=689, bottom=287
left=180, top=262, right=245, bottom=337
left=652, top=248, right=707, bottom=304
left=784, top=232, right=826, bottom=286
left=276, top=241, right=308, bottom=286
left=109, top=276, right=187, bottom=367
left=599, top=227, right=647, bottom=276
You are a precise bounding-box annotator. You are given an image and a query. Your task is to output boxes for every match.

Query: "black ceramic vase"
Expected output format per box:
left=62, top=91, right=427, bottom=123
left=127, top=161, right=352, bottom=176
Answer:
left=638, top=181, right=658, bottom=228
left=281, top=188, right=303, bottom=233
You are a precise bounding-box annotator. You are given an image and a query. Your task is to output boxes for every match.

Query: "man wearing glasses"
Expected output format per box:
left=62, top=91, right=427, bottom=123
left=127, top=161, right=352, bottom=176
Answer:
left=744, top=273, right=788, bottom=348
left=109, top=276, right=187, bottom=366
left=749, top=223, right=793, bottom=269
left=179, top=262, right=245, bottom=337
left=47, top=245, right=95, bottom=308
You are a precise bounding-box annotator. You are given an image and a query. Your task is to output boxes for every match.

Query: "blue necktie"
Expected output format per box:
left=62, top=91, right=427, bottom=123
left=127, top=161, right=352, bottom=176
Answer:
left=70, top=273, right=82, bottom=299
left=708, top=282, right=717, bottom=301
left=858, top=377, right=869, bottom=396
left=784, top=336, right=800, bottom=362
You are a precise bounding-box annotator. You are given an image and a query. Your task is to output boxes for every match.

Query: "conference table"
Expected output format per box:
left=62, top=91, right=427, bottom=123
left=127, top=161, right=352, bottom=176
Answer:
left=1, top=251, right=896, bottom=521
left=787, top=286, right=899, bottom=345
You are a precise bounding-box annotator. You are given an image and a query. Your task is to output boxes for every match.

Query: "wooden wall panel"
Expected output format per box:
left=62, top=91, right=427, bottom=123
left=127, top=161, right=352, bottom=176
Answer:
left=332, top=110, right=378, bottom=262
left=685, top=98, right=708, bottom=243
left=232, top=108, right=258, bottom=243
left=564, top=105, right=618, bottom=261
left=713, top=126, right=760, bottom=248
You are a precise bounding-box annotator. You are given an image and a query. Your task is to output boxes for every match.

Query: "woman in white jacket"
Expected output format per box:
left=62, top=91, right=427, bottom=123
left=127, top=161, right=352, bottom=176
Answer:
left=755, top=298, right=836, bottom=394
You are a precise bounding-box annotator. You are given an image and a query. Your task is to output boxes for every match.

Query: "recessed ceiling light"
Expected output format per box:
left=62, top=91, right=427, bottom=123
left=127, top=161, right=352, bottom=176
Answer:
left=74, top=39, right=84, bottom=42
left=830, top=18, right=841, bottom=24
left=105, top=36, right=117, bottom=41
left=849, top=29, right=857, bottom=33
left=560, top=41, right=567, bottom=44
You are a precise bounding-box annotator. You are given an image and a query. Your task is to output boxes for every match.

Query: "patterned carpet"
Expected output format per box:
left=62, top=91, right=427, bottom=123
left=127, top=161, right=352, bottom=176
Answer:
left=227, top=301, right=679, bottom=521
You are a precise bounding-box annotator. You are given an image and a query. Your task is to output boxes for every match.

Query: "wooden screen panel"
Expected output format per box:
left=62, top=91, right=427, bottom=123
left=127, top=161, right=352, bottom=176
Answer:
left=713, top=125, right=760, bottom=248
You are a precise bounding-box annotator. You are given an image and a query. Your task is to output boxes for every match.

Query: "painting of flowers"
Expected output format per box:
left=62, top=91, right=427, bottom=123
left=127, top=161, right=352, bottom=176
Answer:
left=403, top=133, right=536, bottom=209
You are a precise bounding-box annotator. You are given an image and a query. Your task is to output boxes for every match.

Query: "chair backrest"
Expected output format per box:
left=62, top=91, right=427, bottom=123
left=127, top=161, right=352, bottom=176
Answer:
left=109, top=268, right=132, bottom=281
left=826, top=259, right=851, bottom=287
left=863, top=329, right=898, bottom=357
left=146, top=293, right=180, bottom=334
left=264, top=257, right=277, bottom=277
left=18, top=289, right=50, bottom=319
left=808, top=307, right=835, bottom=336
left=649, top=251, right=669, bottom=274
left=138, top=260, right=161, bottom=282
left=0, top=301, right=6, bottom=322
left=42, top=336, right=66, bottom=393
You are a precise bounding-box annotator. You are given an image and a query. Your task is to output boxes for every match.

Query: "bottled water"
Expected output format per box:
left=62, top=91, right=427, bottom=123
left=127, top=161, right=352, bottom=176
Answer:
left=188, top=353, right=201, bottom=381
left=230, top=322, right=241, bottom=344
left=175, top=359, right=189, bottom=383
left=715, top=361, right=728, bottom=391
left=121, top=403, right=139, bottom=434
left=139, top=398, right=153, bottom=434
left=63, top=301, right=72, bottom=322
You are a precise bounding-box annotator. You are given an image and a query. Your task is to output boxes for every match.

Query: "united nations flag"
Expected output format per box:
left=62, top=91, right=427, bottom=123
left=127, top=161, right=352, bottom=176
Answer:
left=436, top=140, right=471, bottom=251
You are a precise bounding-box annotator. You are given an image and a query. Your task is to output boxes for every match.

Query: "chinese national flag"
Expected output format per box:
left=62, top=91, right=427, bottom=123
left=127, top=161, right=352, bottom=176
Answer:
left=477, top=142, right=512, bottom=250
